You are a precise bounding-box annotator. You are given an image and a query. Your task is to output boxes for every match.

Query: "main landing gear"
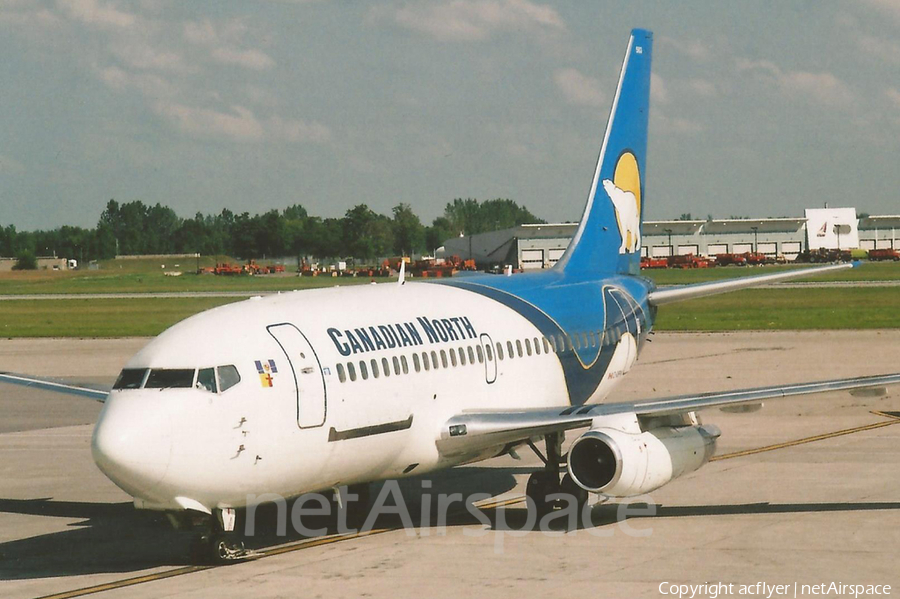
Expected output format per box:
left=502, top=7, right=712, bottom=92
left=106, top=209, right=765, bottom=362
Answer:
left=525, top=433, right=588, bottom=520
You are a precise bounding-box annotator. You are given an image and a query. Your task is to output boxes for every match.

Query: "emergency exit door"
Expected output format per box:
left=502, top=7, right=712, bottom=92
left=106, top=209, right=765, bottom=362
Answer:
left=267, top=323, right=327, bottom=428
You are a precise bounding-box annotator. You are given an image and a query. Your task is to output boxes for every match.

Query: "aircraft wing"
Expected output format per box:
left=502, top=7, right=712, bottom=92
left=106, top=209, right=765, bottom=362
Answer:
left=648, top=262, right=856, bottom=306
left=436, top=372, right=900, bottom=457
left=0, top=372, right=109, bottom=402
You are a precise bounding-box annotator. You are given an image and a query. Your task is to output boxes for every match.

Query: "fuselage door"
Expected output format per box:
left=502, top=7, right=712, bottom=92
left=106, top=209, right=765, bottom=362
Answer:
left=267, top=323, right=327, bottom=428
left=480, top=333, right=497, bottom=384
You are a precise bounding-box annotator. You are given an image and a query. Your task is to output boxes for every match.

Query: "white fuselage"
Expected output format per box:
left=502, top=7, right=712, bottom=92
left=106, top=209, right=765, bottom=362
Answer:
left=92, top=280, right=641, bottom=514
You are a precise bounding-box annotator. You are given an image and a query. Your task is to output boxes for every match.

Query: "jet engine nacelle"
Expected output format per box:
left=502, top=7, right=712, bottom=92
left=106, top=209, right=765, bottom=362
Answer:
left=566, top=424, right=720, bottom=497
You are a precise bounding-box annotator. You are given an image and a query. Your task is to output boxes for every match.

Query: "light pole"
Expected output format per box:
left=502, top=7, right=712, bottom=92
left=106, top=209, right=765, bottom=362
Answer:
left=664, top=228, right=673, bottom=256
left=751, top=226, right=758, bottom=253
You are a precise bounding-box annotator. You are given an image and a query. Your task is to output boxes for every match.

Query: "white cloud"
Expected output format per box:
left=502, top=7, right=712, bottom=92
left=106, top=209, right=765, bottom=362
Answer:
left=98, top=65, right=173, bottom=98
left=109, top=37, right=190, bottom=72
left=886, top=87, right=900, bottom=109
left=381, top=0, right=564, bottom=42
left=554, top=68, right=604, bottom=107
left=686, top=78, right=717, bottom=97
left=857, top=34, right=900, bottom=66
left=154, top=102, right=266, bottom=142
left=652, top=110, right=704, bottom=135
left=211, top=47, right=275, bottom=71
left=860, top=0, right=900, bottom=21
left=183, top=18, right=274, bottom=70
left=55, top=0, right=135, bottom=29
left=0, top=154, right=27, bottom=174
left=153, top=101, right=331, bottom=144
left=659, top=36, right=711, bottom=62
left=269, top=116, right=332, bottom=143
left=650, top=73, right=668, bottom=104
left=737, top=58, right=855, bottom=107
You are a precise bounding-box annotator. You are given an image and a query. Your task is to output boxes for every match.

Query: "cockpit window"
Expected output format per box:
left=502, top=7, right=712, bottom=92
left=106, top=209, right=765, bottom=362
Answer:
left=113, top=368, right=148, bottom=390
left=145, top=369, right=195, bottom=389
left=218, top=365, right=241, bottom=392
left=197, top=368, right=217, bottom=393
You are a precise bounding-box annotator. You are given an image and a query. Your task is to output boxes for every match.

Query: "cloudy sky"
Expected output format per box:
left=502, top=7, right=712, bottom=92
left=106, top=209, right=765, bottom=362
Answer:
left=2, top=0, right=900, bottom=231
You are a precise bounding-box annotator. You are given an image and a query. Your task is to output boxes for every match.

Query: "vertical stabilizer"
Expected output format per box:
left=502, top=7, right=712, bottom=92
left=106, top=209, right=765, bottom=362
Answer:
left=554, top=29, right=652, bottom=275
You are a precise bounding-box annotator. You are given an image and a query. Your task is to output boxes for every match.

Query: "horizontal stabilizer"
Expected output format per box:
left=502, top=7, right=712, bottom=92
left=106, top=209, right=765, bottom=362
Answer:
left=648, top=262, right=857, bottom=306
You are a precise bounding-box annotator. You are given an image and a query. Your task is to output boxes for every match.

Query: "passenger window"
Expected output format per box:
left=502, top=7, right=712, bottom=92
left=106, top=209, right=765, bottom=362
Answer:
left=197, top=367, right=217, bottom=392
left=516, top=339, right=523, bottom=357
left=413, top=353, right=422, bottom=372
left=543, top=337, right=551, bottom=354
left=440, top=350, right=448, bottom=368
left=467, top=346, right=476, bottom=363
left=431, top=351, right=439, bottom=369
left=573, top=334, right=581, bottom=350
left=581, top=332, right=588, bottom=349
left=560, top=335, right=568, bottom=351
left=549, top=336, right=558, bottom=353
left=589, top=331, right=596, bottom=348
left=336, top=363, right=347, bottom=383
left=476, top=345, right=484, bottom=363
left=496, top=342, right=504, bottom=361
left=533, top=337, right=541, bottom=355
left=382, top=357, right=391, bottom=377
left=371, top=359, right=379, bottom=378
left=360, top=361, right=369, bottom=380
left=507, top=341, right=514, bottom=359
left=113, top=368, right=148, bottom=390
left=392, top=356, right=401, bottom=376
left=485, top=344, right=493, bottom=361
left=400, top=355, right=409, bottom=374
left=458, top=347, right=467, bottom=366
left=348, top=362, right=357, bottom=382
left=218, top=365, right=241, bottom=392
left=525, top=338, right=533, bottom=356
left=145, top=369, right=194, bottom=389
left=449, top=349, right=458, bottom=367
left=422, top=352, right=431, bottom=371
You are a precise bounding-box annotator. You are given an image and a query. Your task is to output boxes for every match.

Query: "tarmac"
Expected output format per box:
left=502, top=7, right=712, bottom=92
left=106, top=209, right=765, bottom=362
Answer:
left=1, top=331, right=899, bottom=599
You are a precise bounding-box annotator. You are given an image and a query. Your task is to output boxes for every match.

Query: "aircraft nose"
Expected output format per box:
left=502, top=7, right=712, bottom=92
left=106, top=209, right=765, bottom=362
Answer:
left=92, top=397, right=173, bottom=499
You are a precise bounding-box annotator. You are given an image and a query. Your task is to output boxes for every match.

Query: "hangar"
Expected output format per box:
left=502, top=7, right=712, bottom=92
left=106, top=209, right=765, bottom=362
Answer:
left=440, top=209, right=900, bottom=270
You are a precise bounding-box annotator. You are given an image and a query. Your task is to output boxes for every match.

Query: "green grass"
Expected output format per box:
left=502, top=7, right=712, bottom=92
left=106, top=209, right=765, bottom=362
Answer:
left=1, top=288, right=897, bottom=338
left=643, top=261, right=900, bottom=285
left=0, top=298, right=241, bottom=337
left=656, top=288, right=900, bottom=331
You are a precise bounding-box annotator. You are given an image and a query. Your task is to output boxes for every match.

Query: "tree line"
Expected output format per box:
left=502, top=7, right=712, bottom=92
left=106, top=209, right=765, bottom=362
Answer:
left=1, top=198, right=545, bottom=265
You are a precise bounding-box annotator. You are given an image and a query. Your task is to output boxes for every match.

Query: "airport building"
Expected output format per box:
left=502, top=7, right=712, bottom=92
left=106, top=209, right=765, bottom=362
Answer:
left=440, top=208, right=900, bottom=270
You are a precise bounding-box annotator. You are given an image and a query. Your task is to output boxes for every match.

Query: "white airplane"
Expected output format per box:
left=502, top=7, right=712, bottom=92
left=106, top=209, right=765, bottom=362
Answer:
left=4, top=28, right=899, bottom=563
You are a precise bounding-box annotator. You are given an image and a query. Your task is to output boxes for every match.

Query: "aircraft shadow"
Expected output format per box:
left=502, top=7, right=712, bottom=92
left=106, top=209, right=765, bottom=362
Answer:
left=4, top=467, right=899, bottom=581
left=0, top=465, right=519, bottom=580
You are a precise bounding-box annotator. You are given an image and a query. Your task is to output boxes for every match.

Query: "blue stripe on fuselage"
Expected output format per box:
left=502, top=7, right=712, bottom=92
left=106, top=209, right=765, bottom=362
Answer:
left=437, top=271, right=654, bottom=405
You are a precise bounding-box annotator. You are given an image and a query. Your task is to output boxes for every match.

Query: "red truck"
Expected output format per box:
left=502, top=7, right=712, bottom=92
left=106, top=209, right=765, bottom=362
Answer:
left=868, top=248, right=900, bottom=261
left=714, top=253, right=747, bottom=266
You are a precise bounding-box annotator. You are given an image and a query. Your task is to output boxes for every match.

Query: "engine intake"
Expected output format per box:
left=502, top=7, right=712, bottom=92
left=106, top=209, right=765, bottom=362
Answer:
left=567, top=424, right=720, bottom=497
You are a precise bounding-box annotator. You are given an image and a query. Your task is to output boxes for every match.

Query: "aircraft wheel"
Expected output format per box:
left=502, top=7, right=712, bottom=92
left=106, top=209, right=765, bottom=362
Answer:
left=526, top=471, right=559, bottom=519
left=560, top=473, right=589, bottom=514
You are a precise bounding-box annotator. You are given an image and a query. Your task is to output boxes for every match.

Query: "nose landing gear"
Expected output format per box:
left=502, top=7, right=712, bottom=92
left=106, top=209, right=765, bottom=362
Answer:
left=186, top=508, right=254, bottom=564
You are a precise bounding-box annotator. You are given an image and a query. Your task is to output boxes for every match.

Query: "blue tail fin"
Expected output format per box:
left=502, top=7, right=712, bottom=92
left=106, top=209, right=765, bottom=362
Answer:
left=555, top=29, right=652, bottom=276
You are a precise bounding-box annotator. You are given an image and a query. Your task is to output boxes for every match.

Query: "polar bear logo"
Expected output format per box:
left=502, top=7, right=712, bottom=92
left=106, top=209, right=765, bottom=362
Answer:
left=603, top=179, right=640, bottom=253
left=603, top=151, right=642, bottom=254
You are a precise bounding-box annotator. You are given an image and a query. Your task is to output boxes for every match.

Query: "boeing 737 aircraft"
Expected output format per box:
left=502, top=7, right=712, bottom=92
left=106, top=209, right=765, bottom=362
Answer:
left=4, top=29, right=899, bottom=563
